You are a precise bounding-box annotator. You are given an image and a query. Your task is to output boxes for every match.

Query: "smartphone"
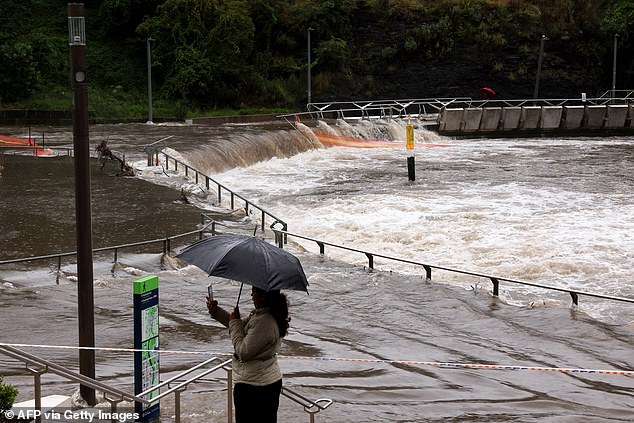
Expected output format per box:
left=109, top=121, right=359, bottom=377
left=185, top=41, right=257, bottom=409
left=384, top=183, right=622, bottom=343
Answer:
left=207, top=283, right=214, bottom=300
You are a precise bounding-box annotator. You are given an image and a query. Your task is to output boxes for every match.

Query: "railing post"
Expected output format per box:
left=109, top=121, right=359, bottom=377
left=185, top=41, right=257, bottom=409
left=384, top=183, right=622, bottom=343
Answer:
left=206, top=176, right=210, bottom=190
left=261, top=210, right=265, bottom=232
left=317, top=242, right=325, bottom=255
left=113, top=248, right=118, bottom=263
left=218, top=185, right=222, bottom=204
left=165, top=154, right=169, bottom=170
left=27, top=368, right=46, bottom=423
left=174, top=389, right=181, bottom=423
left=423, top=265, right=432, bottom=280
left=570, top=291, right=579, bottom=306
left=195, top=170, right=198, bottom=184
left=491, top=277, right=499, bottom=297
left=365, top=253, right=374, bottom=269
left=231, top=193, right=235, bottom=210
left=227, top=368, right=233, bottom=423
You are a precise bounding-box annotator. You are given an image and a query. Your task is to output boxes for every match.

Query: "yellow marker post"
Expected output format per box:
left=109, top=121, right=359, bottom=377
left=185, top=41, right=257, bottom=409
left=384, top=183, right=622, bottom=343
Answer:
left=406, top=123, right=415, bottom=181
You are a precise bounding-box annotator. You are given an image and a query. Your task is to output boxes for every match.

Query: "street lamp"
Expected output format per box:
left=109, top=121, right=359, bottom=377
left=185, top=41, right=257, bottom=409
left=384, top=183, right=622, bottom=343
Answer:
left=147, top=37, right=154, bottom=124
left=612, top=33, right=619, bottom=99
left=68, top=2, right=96, bottom=406
left=307, top=27, right=313, bottom=106
left=533, top=34, right=548, bottom=100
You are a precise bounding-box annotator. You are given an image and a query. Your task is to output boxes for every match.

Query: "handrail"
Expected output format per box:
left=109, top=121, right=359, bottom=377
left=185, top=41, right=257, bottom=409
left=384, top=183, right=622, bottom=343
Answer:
left=0, top=227, right=207, bottom=267
left=161, top=151, right=288, bottom=237
left=279, top=95, right=634, bottom=122
left=271, top=228, right=634, bottom=307
left=142, top=135, right=174, bottom=166
left=0, top=345, right=148, bottom=423
left=0, top=345, right=332, bottom=423
left=0, top=145, right=74, bottom=156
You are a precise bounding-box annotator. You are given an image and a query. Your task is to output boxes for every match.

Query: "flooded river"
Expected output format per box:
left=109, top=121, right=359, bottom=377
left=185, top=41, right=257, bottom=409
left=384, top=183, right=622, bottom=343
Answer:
left=0, top=122, right=632, bottom=422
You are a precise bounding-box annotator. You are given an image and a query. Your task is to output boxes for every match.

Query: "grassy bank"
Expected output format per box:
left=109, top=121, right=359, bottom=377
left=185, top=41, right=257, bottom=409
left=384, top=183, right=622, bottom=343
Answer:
left=2, top=85, right=293, bottom=123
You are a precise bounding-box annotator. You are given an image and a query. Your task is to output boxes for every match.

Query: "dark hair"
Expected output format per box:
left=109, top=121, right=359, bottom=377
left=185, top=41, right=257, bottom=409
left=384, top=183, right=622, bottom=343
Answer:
left=264, top=290, right=290, bottom=338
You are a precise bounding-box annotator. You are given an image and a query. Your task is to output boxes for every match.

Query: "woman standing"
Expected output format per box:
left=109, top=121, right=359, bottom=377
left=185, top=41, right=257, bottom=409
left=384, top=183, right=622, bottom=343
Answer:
left=207, top=286, right=290, bottom=423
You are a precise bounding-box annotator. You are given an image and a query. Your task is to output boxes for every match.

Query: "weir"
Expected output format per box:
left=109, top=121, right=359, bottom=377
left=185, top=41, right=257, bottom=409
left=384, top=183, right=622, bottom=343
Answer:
left=292, top=91, right=634, bottom=137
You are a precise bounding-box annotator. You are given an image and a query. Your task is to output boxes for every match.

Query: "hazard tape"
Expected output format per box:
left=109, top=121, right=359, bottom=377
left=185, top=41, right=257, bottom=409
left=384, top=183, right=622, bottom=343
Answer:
left=0, top=342, right=631, bottom=376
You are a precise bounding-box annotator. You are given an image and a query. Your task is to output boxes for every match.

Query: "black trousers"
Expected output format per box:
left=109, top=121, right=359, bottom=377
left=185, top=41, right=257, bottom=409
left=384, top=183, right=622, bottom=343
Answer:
left=233, top=379, right=282, bottom=423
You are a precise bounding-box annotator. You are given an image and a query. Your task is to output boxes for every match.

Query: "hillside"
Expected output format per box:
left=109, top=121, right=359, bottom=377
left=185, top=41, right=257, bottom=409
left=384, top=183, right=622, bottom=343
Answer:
left=0, top=0, right=632, bottom=119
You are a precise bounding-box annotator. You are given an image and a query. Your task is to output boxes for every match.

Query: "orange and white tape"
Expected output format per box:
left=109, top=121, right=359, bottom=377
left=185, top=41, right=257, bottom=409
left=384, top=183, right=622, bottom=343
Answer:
left=1, top=343, right=631, bottom=376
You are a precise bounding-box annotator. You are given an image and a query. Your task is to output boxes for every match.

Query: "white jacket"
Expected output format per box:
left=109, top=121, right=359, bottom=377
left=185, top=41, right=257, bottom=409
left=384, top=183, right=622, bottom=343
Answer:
left=212, top=306, right=282, bottom=386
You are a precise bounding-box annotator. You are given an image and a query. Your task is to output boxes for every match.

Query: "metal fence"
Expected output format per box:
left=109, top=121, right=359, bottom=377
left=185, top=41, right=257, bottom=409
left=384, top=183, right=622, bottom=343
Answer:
left=271, top=227, right=634, bottom=307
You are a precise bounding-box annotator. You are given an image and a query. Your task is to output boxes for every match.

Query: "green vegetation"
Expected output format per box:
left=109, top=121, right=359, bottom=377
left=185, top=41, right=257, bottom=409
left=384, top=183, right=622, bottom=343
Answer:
left=0, top=0, right=632, bottom=121
left=0, top=377, right=17, bottom=413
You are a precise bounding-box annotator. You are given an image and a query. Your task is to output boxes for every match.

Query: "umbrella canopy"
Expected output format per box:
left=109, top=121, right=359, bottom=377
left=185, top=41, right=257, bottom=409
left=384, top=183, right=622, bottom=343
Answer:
left=176, top=235, right=309, bottom=293
left=479, top=87, right=496, bottom=99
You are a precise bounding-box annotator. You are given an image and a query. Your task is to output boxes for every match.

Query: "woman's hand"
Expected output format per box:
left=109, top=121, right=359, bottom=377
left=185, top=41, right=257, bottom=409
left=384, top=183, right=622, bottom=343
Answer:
left=206, top=296, right=218, bottom=315
left=229, top=306, right=240, bottom=321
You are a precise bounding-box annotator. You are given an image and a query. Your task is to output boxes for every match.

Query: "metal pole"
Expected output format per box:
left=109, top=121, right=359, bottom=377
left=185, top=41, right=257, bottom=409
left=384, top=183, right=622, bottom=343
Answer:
left=307, top=28, right=312, bottom=105
left=533, top=35, right=547, bottom=100
left=612, top=33, right=619, bottom=99
left=147, top=37, right=154, bottom=124
left=68, top=2, right=96, bottom=406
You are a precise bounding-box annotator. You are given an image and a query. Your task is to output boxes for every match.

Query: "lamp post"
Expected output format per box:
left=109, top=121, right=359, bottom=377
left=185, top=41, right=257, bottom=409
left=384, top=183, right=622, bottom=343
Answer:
left=307, top=27, right=313, bottom=106
left=68, top=2, right=96, bottom=406
left=533, top=34, right=548, bottom=100
left=612, top=33, right=619, bottom=100
left=147, top=37, right=154, bottom=124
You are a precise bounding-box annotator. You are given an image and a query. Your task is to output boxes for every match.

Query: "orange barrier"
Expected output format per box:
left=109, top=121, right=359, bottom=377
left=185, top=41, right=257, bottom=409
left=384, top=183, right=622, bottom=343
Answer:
left=0, top=135, right=56, bottom=157
left=313, top=132, right=450, bottom=149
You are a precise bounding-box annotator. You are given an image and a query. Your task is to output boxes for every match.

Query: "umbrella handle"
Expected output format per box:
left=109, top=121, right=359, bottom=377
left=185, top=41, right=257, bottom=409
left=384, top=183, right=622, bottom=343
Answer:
left=236, top=282, right=243, bottom=309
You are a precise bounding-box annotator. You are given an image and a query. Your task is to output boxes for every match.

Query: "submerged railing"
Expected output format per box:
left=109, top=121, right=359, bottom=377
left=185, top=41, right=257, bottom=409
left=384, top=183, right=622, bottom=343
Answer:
left=0, top=345, right=332, bottom=423
left=160, top=151, right=288, bottom=236
left=0, top=227, right=208, bottom=283
left=271, top=228, right=634, bottom=307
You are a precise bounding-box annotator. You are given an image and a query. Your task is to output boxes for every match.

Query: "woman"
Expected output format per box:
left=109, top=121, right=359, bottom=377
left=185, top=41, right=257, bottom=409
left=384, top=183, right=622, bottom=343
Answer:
left=207, top=286, right=290, bottom=423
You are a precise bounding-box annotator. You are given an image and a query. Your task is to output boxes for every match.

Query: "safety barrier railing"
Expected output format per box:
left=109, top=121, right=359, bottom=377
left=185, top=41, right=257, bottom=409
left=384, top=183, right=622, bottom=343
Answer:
left=0, top=345, right=333, bottom=423
left=271, top=228, right=634, bottom=307
left=161, top=151, right=288, bottom=236
left=279, top=95, right=634, bottom=122
left=0, top=344, right=150, bottom=423
left=0, top=145, right=74, bottom=156
left=0, top=227, right=209, bottom=280
left=141, top=135, right=174, bottom=166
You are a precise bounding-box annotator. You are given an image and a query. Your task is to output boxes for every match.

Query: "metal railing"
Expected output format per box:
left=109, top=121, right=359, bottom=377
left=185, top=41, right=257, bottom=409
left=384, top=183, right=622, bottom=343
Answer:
left=142, top=135, right=174, bottom=166
left=278, top=95, right=634, bottom=122
left=161, top=151, right=287, bottom=236
left=0, top=145, right=74, bottom=156
left=0, top=345, right=333, bottom=423
left=0, top=227, right=208, bottom=280
left=0, top=344, right=149, bottom=423
left=272, top=228, right=634, bottom=307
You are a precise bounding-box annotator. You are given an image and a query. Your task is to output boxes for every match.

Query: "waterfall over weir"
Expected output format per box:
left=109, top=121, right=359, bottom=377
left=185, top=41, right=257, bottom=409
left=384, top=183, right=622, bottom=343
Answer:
left=182, top=118, right=448, bottom=174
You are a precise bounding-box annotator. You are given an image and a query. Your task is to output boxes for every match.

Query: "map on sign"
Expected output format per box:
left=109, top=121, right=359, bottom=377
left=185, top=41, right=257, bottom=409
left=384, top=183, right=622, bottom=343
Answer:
left=142, top=337, right=160, bottom=403
left=142, top=305, right=159, bottom=341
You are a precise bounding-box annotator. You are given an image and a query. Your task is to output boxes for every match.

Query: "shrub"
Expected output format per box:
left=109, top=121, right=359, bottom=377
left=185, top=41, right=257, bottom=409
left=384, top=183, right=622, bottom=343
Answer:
left=0, top=377, right=18, bottom=412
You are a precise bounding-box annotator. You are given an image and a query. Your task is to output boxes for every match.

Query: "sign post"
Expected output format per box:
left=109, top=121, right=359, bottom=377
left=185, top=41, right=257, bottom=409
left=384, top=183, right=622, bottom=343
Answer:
left=406, top=123, right=415, bottom=181
left=133, top=275, right=160, bottom=422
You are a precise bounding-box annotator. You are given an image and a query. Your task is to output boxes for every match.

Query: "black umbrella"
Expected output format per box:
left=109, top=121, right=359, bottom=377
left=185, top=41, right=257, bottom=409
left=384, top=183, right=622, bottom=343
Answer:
left=176, top=234, right=309, bottom=306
